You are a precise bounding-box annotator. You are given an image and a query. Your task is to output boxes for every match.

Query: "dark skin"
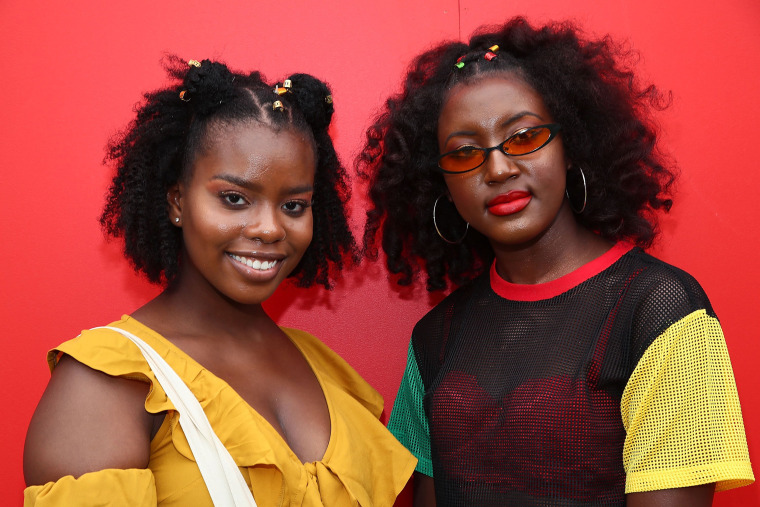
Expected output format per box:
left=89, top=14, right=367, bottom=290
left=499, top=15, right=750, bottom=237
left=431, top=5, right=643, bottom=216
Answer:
left=408, top=74, right=716, bottom=506
left=24, top=123, right=331, bottom=486
left=438, top=75, right=614, bottom=285
left=413, top=473, right=436, bottom=507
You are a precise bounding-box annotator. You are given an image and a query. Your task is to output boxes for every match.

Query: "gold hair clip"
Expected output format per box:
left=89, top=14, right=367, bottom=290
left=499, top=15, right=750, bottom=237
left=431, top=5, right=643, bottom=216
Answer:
left=274, top=79, right=293, bottom=96
left=325, top=95, right=333, bottom=104
left=188, top=59, right=201, bottom=68
left=273, top=100, right=284, bottom=112
left=179, top=90, right=190, bottom=102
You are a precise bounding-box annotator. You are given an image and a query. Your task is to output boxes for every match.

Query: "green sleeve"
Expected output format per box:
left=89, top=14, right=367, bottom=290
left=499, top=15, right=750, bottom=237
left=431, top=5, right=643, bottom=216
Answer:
left=388, top=340, right=433, bottom=477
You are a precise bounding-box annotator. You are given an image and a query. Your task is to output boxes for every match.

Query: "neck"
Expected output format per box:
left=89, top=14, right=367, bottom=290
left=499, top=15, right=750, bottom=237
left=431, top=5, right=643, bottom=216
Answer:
left=132, top=266, right=276, bottom=342
left=491, top=215, right=612, bottom=285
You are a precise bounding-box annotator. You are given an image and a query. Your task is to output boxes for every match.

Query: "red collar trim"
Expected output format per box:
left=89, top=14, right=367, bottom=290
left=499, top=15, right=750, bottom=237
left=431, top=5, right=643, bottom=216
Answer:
left=490, top=242, right=634, bottom=301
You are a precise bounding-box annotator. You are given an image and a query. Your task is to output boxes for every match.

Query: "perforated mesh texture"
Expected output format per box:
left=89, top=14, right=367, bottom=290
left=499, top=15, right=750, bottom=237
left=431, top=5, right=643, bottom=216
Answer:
left=622, top=310, right=752, bottom=493
left=388, top=248, right=753, bottom=506
left=388, top=342, right=434, bottom=476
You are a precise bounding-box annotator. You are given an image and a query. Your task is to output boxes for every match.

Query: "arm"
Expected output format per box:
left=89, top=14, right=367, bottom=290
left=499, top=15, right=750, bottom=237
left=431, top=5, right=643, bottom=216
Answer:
left=413, top=472, right=436, bottom=507
left=24, top=355, right=155, bottom=486
left=627, top=483, right=714, bottom=506
left=390, top=342, right=438, bottom=506
left=621, top=309, right=753, bottom=496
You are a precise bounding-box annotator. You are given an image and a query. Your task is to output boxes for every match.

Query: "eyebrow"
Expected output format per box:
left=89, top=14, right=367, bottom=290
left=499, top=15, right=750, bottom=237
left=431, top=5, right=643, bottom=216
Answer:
left=443, top=111, right=544, bottom=144
left=211, top=174, right=313, bottom=194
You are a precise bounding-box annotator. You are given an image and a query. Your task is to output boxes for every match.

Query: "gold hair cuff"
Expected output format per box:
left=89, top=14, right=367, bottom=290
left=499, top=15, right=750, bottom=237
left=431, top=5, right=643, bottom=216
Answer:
left=274, top=79, right=293, bottom=96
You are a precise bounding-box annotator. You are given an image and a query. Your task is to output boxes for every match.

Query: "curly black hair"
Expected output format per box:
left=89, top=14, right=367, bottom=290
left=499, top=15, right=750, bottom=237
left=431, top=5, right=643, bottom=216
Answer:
left=359, top=17, right=676, bottom=291
left=101, top=56, right=356, bottom=288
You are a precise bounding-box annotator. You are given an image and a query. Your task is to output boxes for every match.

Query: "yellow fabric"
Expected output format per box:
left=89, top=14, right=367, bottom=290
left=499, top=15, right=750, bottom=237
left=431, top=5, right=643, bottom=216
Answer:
left=24, top=469, right=156, bottom=506
left=24, top=316, right=416, bottom=506
left=621, top=309, right=754, bottom=493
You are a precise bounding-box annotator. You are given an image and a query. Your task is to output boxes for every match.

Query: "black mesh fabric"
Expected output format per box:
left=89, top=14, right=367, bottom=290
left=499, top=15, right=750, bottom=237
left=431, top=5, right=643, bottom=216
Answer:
left=412, top=247, right=716, bottom=506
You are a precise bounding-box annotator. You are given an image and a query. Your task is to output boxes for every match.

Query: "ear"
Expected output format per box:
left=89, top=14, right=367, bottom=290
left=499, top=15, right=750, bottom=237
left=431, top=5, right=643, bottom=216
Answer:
left=167, top=183, right=184, bottom=226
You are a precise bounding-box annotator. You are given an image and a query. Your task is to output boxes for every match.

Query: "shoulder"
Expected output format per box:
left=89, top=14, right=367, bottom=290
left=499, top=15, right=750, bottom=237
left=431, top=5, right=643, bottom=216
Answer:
left=47, top=316, right=162, bottom=384
left=24, top=317, right=162, bottom=487
left=414, top=274, right=488, bottom=336
left=24, top=354, right=154, bottom=486
left=621, top=250, right=717, bottom=356
left=624, top=249, right=715, bottom=318
left=281, top=327, right=384, bottom=417
left=407, top=275, right=490, bottom=383
left=412, top=274, right=488, bottom=352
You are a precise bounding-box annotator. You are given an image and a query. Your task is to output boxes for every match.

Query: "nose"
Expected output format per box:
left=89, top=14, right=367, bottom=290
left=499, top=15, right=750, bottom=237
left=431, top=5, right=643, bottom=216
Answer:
left=242, top=205, right=286, bottom=243
left=483, top=149, right=520, bottom=185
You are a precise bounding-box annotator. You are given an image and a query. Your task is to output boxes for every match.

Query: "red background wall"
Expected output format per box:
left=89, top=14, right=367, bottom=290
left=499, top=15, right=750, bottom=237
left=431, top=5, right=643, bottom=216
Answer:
left=1, top=1, right=757, bottom=504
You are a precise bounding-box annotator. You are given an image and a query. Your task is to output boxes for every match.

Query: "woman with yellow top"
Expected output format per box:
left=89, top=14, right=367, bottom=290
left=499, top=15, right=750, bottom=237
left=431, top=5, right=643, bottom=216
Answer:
left=23, top=57, right=416, bottom=506
left=358, top=17, right=753, bottom=506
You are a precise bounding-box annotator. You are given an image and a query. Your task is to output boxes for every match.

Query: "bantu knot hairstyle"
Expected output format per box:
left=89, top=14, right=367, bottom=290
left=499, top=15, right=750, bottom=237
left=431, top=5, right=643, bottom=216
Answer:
left=358, top=17, right=676, bottom=291
left=101, top=56, right=356, bottom=288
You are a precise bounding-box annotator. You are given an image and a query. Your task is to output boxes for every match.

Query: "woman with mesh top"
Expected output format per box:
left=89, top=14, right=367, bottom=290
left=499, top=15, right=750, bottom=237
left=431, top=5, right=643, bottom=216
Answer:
left=359, top=17, right=753, bottom=506
left=23, top=58, right=416, bottom=506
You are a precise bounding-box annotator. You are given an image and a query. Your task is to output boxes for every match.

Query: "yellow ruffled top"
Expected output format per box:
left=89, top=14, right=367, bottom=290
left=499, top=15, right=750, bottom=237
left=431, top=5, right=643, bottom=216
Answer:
left=24, top=316, right=416, bottom=506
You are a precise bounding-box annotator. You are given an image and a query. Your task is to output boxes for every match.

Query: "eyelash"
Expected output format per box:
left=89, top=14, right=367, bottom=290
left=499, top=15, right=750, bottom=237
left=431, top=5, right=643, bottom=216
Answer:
left=282, top=200, right=312, bottom=215
left=220, top=192, right=248, bottom=207
left=219, top=192, right=311, bottom=215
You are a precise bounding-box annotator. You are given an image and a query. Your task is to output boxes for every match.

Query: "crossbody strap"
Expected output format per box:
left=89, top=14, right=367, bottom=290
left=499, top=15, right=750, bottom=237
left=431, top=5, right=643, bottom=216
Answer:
left=97, top=326, right=258, bottom=507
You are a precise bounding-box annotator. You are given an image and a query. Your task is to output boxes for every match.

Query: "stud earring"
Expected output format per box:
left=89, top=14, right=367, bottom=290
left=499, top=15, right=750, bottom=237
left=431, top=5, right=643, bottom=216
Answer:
left=175, top=217, right=180, bottom=223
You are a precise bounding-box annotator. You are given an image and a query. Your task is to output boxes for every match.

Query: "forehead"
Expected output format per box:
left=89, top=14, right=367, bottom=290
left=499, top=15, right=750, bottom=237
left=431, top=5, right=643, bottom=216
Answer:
left=193, top=122, right=316, bottom=184
left=439, top=73, right=551, bottom=132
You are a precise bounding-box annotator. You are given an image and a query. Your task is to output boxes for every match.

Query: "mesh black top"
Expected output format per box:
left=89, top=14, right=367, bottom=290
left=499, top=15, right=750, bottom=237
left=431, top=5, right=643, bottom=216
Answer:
left=388, top=243, right=753, bottom=506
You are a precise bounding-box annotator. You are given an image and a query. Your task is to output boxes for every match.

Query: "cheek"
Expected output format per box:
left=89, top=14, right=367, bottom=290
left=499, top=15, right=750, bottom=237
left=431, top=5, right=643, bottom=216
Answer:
left=300, top=220, right=314, bottom=247
left=289, top=214, right=314, bottom=249
left=213, top=221, right=239, bottom=235
left=445, top=177, right=482, bottom=217
left=190, top=208, right=240, bottom=237
left=537, top=165, right=568, bottom=199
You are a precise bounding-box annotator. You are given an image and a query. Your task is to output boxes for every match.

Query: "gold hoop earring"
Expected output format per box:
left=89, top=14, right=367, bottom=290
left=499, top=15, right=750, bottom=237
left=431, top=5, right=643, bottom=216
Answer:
left=433, top=194, right=469, bottom=244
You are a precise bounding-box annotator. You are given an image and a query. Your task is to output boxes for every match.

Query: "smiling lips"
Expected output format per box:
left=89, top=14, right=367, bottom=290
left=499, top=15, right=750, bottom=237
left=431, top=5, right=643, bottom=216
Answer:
left=487, top=190, right=532, bottom=216
left=228, top=253, right=279, bottom=271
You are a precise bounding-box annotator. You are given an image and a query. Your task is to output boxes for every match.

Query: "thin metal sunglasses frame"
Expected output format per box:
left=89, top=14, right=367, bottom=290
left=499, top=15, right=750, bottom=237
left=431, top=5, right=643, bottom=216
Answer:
left=437, top=123, right=562, bottom=174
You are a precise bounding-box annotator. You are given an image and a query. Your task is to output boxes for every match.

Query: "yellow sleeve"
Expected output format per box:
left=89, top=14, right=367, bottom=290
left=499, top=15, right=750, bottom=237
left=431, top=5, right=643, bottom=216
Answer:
left=621, top=309, right=754, bottom=493
left=24, top=468, right=156, bottom=506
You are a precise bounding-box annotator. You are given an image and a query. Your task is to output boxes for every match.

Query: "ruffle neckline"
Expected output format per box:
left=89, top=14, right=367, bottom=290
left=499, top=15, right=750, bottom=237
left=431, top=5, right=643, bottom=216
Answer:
left=50, top=316, right=397, bottom=506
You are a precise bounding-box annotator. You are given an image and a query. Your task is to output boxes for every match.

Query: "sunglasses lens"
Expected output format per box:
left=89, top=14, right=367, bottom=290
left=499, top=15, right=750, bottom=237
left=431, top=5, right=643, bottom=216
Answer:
left=439, top=148, right=486, bottom=173
left=505, top=126, right=552, bottom=155
left=438, top=125, right=558, bottom=173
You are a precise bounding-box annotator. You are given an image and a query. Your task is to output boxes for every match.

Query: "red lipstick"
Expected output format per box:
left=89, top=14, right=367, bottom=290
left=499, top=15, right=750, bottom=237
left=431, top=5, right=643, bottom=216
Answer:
left=487, top=191, right=532, bottom=216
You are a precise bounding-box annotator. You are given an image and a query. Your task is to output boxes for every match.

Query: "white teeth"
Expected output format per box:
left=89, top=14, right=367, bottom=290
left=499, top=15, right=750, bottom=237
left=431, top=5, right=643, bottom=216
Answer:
left=230, top=254, right=277, bottom=271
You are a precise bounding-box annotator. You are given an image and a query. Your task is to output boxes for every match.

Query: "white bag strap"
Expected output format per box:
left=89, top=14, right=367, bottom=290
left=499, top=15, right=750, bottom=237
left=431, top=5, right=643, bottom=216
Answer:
left=97, top=326, right=257, bottom=507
